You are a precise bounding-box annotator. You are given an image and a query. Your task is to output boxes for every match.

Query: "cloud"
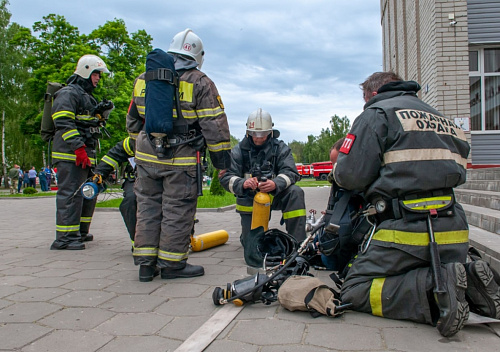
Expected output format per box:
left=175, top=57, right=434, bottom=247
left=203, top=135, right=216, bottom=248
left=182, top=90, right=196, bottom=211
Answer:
left=8, top=0, right=382, bottom=142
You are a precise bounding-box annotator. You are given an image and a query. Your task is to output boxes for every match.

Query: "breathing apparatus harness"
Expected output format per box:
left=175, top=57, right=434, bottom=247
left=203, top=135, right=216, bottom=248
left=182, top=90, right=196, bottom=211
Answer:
left=211, top=219, right=354, bottom=309
left=144, top=49, right=206, bottom=195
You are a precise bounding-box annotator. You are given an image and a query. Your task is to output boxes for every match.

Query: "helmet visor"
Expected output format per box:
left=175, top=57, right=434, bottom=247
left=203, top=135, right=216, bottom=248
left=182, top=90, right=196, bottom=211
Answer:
left=247, top=130, right=271, bottom=138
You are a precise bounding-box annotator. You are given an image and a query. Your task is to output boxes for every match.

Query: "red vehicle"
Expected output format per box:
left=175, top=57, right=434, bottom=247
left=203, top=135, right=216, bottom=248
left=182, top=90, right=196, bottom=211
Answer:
left=295, top=164, right=312, bottom=177
left=311, top=161, right=333, bottom=181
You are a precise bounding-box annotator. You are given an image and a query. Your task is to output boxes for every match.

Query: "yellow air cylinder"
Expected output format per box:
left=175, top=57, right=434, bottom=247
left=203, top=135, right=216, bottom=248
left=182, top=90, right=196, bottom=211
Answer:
left=191, top=230, right=229, bottom=252
left=251, top=191, right=271, bottom=231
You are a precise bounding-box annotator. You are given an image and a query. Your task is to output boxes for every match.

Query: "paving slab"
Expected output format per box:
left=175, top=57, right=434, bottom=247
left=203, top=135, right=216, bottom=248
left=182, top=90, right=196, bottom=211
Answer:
left=0, top=323, right=52, bottom=350
left=0, top=188, right=499, bottom=352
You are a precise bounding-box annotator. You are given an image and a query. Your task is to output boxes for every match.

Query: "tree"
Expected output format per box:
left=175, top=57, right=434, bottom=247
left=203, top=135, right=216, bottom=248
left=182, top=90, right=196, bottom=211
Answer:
left=288, top=140, right=305, bottom=163
left=8, top=12, right=153, bottom=169
left=302, top=115, right=351, bottom=163
left=0, top=0, right=32, bottom=185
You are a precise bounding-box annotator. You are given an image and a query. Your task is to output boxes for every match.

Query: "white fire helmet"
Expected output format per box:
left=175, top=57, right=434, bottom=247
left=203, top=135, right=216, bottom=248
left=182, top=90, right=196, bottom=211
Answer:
left=246, top=108, right=274, bottom=138
left=74, top=55, right=110, bottom=79
left=168, top=28, right=205, bottom=69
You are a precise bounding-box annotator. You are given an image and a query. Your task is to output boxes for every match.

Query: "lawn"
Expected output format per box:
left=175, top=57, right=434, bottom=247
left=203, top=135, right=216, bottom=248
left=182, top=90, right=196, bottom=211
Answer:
left=1, top=178, right=330, bottom=209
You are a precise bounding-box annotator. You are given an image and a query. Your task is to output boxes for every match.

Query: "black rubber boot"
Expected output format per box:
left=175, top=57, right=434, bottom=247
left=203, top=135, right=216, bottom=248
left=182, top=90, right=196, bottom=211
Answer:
left=161, top=264, right=205, bottom=279
left=50, top=240, right=85, bottom=250
left=436, top=263, right=469, bottom=337
left=465, top=260, right=500, bottom=319
left=139, top=265, right=159, bottom=282
left=81, top=233, right=94, bottom=242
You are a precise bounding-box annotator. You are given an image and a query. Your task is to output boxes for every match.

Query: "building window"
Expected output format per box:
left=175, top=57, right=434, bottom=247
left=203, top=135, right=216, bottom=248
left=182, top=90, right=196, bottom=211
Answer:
left=469, top=47, right=500, bottom=131
left=470, top=51, right=479, bottom=72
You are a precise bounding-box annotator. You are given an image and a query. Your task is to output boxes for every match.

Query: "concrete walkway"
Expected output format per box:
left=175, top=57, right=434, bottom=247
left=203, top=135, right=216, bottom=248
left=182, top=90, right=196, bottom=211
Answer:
left=0, top=187, right=499, bottom=351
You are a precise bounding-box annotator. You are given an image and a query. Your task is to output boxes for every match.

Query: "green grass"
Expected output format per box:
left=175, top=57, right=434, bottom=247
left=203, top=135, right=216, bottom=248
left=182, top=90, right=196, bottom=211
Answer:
left=0, top=191, right=57, bottom=197
left=296, top=178, right=330, bottom=187
left=96, top=188, right=236, bottom=208
left=2, top=178, right=328, bottom=205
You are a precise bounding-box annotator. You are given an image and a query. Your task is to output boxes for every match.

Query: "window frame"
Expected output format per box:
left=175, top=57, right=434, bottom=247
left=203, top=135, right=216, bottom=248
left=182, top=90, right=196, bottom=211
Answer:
left=469, top=46, right=500, bottom=131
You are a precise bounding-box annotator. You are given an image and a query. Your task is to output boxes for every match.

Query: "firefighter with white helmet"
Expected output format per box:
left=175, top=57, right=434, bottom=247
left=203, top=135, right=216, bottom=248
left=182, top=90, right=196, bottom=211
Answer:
left=74, top=54, right=110, bottom=78
left=220, top=108, right=307, bottom=246
left=50, top=54, right=112, bottom=250
left=132, top=29, right=232, bottom=282
left=168, top=28, right=205, bottom=69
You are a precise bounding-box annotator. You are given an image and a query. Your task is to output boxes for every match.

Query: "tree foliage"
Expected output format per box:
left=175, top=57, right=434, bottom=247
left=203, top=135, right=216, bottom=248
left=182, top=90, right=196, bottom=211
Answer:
left=292, top=114, right=351, bottom=164
left=1, top=5, right=153, bottom=173
left=0, top=0, right=34, bottom=178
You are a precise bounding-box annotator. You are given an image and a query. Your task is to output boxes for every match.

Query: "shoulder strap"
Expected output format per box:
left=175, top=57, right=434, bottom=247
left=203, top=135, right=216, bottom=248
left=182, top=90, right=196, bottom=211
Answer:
left=330, top=190, right=352, bottom=225
left=304, top=284, right=338, bottom=318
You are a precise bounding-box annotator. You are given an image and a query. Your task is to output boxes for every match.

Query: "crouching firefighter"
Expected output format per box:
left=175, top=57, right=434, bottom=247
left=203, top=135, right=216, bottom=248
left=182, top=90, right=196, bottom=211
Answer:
left=49, top=54, right=112, bottom=250
left=334, top=72, right=471, bottom=337
left=132, top=29, right=232, bottom=282
left=219, top=108, right=307, bottom=251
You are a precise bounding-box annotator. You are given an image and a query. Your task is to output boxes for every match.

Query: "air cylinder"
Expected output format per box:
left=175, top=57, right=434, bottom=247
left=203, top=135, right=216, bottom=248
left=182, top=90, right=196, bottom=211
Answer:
left=251, top=191, right=271, bottom=231
left=191, top=230, right=229, bottom=251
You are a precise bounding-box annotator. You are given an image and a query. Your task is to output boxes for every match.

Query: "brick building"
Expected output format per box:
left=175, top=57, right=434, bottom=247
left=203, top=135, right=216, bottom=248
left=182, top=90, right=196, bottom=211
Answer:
left=380, top=0, right=500, bottom=167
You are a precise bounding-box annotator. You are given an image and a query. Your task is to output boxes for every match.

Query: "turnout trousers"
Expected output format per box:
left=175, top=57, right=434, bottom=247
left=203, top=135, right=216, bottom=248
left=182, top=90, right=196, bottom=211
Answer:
left=239, top=184, right=307, bottom=244
left=119, top=178, right=137, bottom=243
left=54, top=161, right=97, bottom=243
left=133, top=164, right=197, bottom=269
left=340, top=204, right=469, bottom=325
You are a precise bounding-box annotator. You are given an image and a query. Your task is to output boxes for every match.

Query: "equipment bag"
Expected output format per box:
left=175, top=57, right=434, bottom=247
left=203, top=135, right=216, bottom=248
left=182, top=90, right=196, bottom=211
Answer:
left=41, top=82, right=65, bottom=142
left=278, top=275, right=345, bottom=318
left=144, top=48, right=178, bottom=137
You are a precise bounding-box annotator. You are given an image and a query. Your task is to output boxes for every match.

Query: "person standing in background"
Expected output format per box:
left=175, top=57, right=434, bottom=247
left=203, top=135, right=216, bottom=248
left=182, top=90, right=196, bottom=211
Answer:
left=28, top=167, right=37, bottom=188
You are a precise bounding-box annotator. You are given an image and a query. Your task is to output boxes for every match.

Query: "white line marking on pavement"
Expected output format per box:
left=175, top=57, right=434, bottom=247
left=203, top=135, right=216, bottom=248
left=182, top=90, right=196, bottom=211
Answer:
left=174, top=303, right=244, bottom=352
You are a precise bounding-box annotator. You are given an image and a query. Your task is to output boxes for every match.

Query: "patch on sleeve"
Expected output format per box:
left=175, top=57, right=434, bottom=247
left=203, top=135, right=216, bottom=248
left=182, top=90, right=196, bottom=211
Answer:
left=340, top=134, right=356, bottom=154
left=217, top=96, right=224, bottom=109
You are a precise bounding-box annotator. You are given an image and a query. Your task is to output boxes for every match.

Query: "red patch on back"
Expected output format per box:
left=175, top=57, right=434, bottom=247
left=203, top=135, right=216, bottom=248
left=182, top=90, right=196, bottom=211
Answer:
left=340, top=134, right=356, bottom=154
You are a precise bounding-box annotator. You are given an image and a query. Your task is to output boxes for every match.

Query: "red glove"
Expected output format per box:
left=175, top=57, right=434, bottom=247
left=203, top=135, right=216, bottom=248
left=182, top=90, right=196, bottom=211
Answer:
left=75, top=146, right=91, bottom=169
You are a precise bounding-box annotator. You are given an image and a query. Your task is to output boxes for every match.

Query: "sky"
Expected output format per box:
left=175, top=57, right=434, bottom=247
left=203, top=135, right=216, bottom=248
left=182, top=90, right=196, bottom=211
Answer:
left=8, top=0, right=383, bottom=143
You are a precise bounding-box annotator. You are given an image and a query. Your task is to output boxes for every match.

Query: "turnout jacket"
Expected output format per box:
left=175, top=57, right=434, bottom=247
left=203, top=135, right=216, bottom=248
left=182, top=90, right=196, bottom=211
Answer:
left=334, top=81, right=470, bottom=203
left=95, top=73, right=146, bottom=177
left=220, top=134, right=301, bottom=206
left=51, top=76, right=100, bottom=165
left=135, top=68, right=231, bottom=171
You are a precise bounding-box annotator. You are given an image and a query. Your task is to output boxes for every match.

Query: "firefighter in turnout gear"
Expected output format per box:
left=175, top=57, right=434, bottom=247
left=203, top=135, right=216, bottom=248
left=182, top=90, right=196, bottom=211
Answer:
left=94, top=73, right=146, bottom=247
left=334, top=72, right=472, bottom=337
left=219, top=108, right=307, bottom=246
left=50, top=54, right=111, bottom=250
left=133, top=29, right=232, bottom=282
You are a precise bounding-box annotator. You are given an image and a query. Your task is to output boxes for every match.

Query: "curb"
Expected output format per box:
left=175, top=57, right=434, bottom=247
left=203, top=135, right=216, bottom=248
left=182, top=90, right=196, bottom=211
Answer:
left=95, top=204, right=236, bottom=213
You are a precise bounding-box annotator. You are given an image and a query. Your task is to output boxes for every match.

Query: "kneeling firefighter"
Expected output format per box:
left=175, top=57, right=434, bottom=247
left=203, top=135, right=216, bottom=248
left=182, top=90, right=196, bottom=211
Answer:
left=219, top=108, right=307, bottom=265
left=132, top=29, right=232, bottom=282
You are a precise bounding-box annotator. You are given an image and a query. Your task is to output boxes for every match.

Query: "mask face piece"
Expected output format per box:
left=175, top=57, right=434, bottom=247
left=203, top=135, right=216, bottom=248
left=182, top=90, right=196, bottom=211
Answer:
left=247, top=130, right=271, bottom=138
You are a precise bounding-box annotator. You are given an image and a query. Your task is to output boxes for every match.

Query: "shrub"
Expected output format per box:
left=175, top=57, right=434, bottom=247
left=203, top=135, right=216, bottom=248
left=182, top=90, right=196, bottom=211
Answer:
left=209, top=169, right=226, bottom=196
left=23, top=187, right=38, bottom=195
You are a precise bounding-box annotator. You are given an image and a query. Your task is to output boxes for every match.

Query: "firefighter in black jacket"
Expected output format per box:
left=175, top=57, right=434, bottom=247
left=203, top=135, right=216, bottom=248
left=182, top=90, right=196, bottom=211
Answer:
left=333, top=71, right=485, bottom=337
left=94, top=73, right=146, bottom=247
left=50, top=54, right=111, bottom=250
left=220, top=108, right=307, bottom=245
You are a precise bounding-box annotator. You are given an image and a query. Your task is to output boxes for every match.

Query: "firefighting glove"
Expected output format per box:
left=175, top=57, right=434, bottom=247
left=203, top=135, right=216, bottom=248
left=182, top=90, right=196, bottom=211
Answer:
left=75, top=146, right=91, bottom=169
left=92, top=174, right=103, bottom=184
